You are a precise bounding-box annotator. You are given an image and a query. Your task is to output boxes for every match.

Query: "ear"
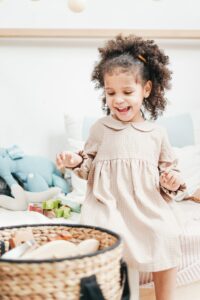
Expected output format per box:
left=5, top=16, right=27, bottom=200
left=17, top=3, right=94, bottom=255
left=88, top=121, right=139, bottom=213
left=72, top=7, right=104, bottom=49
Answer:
left=144, top=80, right=152, bottom=98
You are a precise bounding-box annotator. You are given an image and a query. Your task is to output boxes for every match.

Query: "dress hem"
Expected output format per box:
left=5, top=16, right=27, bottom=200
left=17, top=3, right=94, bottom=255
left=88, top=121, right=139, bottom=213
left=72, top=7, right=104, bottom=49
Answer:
left=132, top=258, right=181, bottom=272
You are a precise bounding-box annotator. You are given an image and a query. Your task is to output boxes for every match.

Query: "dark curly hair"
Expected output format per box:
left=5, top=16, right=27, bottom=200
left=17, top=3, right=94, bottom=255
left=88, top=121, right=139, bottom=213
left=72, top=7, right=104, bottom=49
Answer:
left=92, top=34, right=172, bottom=120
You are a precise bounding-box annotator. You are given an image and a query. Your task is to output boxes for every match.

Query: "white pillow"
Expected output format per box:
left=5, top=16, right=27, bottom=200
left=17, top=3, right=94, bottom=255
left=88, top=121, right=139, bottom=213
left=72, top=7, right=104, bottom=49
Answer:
left=64, top=115, right=87, bottom=204
left=173, top=144, right=200, bottom=195
left=64, top=136, right=87, bottom=204
left=64, top=114, right=101, bottom=203
left=190, top=109, right=200, bottom=144
left=67, top=137, right=85, bottom=152
left=64, top=113, right=99, bottom=148
left=64, top=114, right=85, bottom=150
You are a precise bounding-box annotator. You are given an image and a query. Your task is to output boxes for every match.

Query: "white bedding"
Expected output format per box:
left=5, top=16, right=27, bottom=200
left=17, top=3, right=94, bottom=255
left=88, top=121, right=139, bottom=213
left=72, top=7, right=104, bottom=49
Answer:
left=0, top=208, right=80, bottom=227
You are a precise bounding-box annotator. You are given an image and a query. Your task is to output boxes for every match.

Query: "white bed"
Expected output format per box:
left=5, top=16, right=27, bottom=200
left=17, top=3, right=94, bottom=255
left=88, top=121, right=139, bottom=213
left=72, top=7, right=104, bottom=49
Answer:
left=0, top=207, right=80, bottom=227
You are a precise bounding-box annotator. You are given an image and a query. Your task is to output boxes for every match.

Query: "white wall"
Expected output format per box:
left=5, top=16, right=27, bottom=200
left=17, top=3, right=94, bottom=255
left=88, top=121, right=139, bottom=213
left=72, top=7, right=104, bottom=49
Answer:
left=0, top=0, right=199, bottom=29
left=0, top=38, right=103, bottom=159
left=0, top=0, right=200, bottom=160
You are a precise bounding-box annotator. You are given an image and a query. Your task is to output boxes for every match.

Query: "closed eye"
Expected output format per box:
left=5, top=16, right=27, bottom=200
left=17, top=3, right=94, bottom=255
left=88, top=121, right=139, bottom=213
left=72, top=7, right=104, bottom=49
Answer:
left=124, top=91, right=133, bottom=95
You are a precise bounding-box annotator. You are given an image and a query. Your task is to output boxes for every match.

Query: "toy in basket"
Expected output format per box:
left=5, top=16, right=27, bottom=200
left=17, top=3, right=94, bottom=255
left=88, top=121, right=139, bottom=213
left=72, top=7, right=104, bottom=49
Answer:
left=0, top=224, right=130, bottom=300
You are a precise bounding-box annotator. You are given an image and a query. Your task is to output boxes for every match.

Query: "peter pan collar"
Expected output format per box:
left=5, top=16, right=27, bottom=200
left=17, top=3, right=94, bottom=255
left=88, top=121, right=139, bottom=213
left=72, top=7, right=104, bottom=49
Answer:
left=100, top=115, right=156, bottom=132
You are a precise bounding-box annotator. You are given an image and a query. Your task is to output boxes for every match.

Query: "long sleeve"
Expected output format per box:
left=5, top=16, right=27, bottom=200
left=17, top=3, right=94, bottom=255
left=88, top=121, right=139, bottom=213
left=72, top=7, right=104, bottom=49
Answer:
left=158, top=129, right=187, bottom=201
left=73, top=121, right=102, bottom=180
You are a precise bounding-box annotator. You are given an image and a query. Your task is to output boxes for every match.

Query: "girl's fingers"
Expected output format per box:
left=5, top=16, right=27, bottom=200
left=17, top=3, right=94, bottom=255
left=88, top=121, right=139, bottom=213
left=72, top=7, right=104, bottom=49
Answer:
left=160, top=173, right=175, bottom=187
left=60, top=151, right=68, bottom=160
left=56, top=151, right=77, bottom=169
left=56, top=155, right=62, bottom=166
left=167, top=175, right=176, bottom=186
left=163, top=172, right=177, bottom=184
left=65, top=153, right=74, bottom=164
left=160, top=171, right=181, bottom=191
left=171, top=177, right=177, bottom=186
left=56, top=153, right=68, bottom=168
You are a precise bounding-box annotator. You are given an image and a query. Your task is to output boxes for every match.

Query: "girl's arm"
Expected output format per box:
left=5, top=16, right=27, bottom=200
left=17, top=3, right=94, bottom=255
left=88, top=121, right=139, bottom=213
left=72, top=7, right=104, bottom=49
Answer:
left=158, top=129, right=187, bottom=201
left=159, top=169, right=184, bottom=192
left=58, top=120, right=102, bottom=180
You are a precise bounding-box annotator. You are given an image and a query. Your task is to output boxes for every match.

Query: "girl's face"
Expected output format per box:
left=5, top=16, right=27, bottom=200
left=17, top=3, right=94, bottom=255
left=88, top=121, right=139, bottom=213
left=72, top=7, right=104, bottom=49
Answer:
left=104, top=69, right=152, bottom=123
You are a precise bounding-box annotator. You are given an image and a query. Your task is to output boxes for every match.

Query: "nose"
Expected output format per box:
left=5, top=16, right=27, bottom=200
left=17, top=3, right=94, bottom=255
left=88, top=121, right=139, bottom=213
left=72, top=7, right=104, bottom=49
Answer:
left=114, top=95, right=124, bottom=104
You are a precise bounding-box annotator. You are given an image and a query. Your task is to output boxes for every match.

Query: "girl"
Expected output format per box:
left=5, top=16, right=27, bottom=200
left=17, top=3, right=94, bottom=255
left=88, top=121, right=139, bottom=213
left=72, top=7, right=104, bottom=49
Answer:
left=56, top=35, right=186, bottom=300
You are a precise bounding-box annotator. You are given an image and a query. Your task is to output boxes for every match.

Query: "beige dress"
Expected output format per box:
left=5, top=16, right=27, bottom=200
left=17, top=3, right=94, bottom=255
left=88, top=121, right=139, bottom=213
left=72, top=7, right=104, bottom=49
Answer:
left=74, top=115, right=186, bottom=272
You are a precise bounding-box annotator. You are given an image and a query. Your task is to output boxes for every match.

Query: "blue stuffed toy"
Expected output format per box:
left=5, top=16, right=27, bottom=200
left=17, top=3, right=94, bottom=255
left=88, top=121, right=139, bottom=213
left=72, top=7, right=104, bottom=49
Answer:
left=0, top=145, right=71, bottom=211
left=0, top=145, right=70, bottom=194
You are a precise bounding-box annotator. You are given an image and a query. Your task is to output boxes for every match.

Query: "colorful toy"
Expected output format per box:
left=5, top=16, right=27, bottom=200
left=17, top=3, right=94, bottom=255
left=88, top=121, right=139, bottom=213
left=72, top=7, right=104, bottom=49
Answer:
left=40, top=198, right=81, bottom=219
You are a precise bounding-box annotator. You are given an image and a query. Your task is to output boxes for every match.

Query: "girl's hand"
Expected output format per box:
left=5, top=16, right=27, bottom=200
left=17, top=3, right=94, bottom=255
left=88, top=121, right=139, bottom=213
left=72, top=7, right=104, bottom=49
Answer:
left=159, top=170, right=183, bottom=192
left=56, top=151, right=82, bottom=170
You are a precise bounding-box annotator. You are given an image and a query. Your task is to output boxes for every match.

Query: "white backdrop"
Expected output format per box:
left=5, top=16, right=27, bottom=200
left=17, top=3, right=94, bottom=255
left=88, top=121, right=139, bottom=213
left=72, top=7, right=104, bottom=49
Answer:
left=0, top=0, right=199, bottom=29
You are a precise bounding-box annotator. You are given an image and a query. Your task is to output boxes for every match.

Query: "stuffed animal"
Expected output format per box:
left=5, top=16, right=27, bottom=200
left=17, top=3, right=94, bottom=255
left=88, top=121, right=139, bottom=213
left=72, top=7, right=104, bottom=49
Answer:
left=0, top=145, right=70, bottom=193
left=0, top=145, right=70, bottom=211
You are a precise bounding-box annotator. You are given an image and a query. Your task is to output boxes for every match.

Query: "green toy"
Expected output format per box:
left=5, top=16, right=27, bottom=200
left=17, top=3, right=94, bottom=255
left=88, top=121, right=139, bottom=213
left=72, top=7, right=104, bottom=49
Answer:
left=42, top=199, right=72, bottom=219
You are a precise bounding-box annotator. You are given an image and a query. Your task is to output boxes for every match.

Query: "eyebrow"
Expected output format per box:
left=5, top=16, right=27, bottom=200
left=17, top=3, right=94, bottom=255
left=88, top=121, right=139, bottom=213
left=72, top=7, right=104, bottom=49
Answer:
left=105, top=86, right=133, bottom=89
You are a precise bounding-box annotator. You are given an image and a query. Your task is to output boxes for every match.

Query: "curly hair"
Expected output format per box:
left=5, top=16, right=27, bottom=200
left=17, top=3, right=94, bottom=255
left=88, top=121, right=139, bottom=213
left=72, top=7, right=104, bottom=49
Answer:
left=92, top=34, right=172, bottom=120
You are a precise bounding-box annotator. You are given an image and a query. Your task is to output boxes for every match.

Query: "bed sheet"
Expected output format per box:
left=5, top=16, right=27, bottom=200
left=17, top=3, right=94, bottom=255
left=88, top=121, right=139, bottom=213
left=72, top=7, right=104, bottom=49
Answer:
left=0, top=208, right=80, bottom=227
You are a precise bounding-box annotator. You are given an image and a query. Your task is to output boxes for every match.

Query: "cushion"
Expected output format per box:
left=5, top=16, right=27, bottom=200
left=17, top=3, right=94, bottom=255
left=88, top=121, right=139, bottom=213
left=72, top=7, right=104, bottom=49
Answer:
left=157, top=113, right=194, bottom=147
left=190, top=109, right=200, bottom=144
left=173, top=144, right=200, bottom=196
left=64, top=114, right=98, bottom=148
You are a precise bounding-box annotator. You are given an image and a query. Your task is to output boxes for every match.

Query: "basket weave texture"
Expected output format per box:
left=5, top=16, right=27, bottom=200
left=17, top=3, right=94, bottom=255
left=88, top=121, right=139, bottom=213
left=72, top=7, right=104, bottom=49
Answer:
left=0, top=224, right=123, bottom=300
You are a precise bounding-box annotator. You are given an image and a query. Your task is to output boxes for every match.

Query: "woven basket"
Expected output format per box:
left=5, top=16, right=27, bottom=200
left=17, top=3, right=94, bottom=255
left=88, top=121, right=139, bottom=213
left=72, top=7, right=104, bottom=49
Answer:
left=0, top=224, right=129, bottom=300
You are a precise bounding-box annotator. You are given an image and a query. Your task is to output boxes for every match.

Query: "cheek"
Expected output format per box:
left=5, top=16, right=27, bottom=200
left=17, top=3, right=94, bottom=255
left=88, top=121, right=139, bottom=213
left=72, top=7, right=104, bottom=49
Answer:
left=129, top=97, right=142, bottom=106
left=106, top=97, right=112, bottom=107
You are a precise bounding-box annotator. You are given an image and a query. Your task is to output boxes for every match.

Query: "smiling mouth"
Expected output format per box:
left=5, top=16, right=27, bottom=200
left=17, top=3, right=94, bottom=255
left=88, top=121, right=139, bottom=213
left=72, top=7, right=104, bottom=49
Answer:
left=116, top=107, right=130, bottom=112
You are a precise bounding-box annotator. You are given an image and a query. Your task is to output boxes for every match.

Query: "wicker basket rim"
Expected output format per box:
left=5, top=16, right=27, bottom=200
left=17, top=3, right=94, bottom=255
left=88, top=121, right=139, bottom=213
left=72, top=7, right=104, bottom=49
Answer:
left=0, top=223, right=122, bottom=264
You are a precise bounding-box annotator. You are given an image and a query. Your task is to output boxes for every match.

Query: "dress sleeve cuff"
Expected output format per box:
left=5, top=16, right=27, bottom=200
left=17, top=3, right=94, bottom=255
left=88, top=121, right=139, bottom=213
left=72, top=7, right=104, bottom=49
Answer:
left=160, top=183, right=187, bottom=202
left=72, top=150, right=91, bottom=180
